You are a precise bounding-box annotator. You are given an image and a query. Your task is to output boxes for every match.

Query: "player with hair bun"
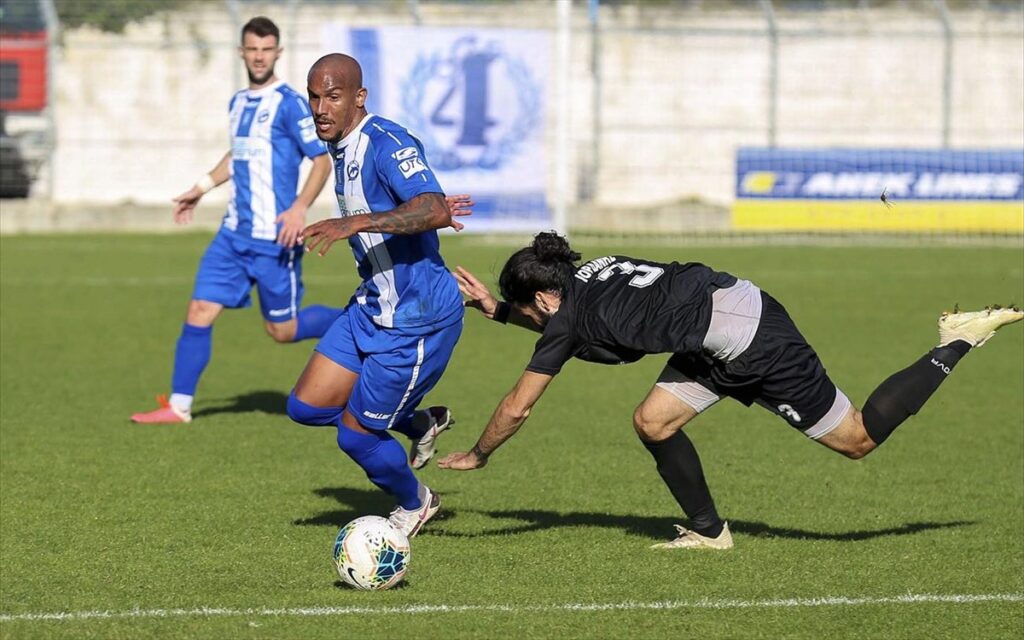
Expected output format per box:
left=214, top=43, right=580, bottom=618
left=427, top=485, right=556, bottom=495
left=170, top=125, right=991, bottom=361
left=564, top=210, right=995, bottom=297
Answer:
left=440, top=232, right=1023, bottom=550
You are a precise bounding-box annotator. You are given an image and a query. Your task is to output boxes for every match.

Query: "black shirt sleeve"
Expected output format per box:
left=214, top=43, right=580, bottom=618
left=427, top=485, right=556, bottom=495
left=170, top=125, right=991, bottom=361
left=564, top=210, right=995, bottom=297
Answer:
left=525, top=309, right=575, bottom=376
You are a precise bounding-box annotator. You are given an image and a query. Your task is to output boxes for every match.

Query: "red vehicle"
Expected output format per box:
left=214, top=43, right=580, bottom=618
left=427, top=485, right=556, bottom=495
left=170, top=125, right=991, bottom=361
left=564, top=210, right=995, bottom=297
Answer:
left=0, top=0, right=51, bottom=197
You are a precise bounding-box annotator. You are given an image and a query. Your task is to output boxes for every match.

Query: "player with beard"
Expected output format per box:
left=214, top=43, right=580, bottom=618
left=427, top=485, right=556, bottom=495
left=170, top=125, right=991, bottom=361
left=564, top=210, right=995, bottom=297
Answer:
left=131, top=18, right=471, bottom=425
left=439, top=232, right=1023, bottom=549
left=284, top=54, right=469, bottom=537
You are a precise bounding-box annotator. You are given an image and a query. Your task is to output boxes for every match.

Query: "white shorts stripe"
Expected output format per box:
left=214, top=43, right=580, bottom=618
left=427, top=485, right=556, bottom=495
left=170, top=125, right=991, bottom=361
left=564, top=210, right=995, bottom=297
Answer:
left=386, top=338, right=425, bottom=429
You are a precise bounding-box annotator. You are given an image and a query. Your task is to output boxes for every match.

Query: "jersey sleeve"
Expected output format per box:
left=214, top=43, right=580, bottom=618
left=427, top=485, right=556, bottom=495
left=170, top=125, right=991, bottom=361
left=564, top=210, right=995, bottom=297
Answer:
left=525, top=311, right=575, bottom=376
left=372, top=128, right=444, bottom=203
left=284, top=95, right=328, bottom=159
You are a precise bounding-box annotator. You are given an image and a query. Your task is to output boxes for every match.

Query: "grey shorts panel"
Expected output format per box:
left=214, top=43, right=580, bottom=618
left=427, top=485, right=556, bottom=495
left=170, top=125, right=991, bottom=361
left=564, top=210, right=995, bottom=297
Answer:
left=656, top=362, right=721, bottom=412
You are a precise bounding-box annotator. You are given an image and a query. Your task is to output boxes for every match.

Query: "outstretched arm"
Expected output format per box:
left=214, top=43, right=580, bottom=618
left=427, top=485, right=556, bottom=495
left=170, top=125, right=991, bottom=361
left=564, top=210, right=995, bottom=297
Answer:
left=172, top=150, right=232, bottom=224
left=453, top=265, right=544, bottom=333
left=438, top=370, right=554, bottom=470
left=302, top=192, right=451, bottom=256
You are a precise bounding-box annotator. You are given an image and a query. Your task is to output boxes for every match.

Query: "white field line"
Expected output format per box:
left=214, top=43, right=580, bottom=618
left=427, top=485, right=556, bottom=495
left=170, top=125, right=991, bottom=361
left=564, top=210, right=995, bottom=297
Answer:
left=1, top=593, right=1021, bottom=624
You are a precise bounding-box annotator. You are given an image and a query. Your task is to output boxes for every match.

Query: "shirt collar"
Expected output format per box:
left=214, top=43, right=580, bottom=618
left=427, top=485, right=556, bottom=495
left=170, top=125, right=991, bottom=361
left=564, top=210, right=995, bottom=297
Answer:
left=246, top=79, right=284, bottom=99
left=335, top=112, right=375, bottom=150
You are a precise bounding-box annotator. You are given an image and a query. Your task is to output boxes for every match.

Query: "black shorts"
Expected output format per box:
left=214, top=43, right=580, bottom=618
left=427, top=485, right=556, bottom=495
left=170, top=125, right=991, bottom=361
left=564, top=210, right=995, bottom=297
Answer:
left=659, top=292, right=850, bottom=439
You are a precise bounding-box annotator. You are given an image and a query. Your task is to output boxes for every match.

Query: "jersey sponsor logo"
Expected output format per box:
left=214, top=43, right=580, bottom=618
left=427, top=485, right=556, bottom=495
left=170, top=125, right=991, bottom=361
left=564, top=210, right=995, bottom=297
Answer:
left=398, top=155, right=427, bottom=179
left=777, top=404, right=802, bottom=423
left=232, top=137, right=268, bottom=160
left=393, top=146, right=419, bottom=161
left=391, top=146, right=427, bottom=179
left=299, top=116, right=318, bottom=143
left=400, top=35, right=540, bottom=171
left=335, top=193, right=369, bottom=217
left=363, top=410, right=392, bottom=420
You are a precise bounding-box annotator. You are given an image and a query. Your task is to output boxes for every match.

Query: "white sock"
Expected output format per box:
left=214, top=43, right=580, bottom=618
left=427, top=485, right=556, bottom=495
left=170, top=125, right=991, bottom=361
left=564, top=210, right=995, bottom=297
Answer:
left=169, top=393, right=193, bottom=412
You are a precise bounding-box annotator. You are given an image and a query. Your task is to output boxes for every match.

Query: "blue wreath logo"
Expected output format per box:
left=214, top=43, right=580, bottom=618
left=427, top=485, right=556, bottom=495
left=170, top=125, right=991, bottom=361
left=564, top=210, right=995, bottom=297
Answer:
left=401, top=36, right=541, bottom=172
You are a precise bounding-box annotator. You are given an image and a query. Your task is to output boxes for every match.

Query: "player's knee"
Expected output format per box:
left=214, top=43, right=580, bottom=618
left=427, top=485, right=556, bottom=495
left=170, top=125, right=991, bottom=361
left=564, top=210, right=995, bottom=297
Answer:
left=186, top=299, right=220, bottom=326
left=264, top=320, right=296, bottom=343
left=632, top=406, right=673, bottom=443
left=286, top=390, right=342, bottom=427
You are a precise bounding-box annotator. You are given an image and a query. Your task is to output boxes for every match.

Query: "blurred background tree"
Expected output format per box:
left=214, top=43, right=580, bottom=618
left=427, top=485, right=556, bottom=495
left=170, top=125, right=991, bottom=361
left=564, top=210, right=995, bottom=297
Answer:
left=53, top=0, right=196, bottom=32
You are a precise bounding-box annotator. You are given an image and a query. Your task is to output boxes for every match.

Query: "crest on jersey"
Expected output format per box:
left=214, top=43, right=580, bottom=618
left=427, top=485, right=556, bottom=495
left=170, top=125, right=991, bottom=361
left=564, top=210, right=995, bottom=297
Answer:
left=401, top=36, right=540, bottom=172
left=347, top=160, right=360, bottom=180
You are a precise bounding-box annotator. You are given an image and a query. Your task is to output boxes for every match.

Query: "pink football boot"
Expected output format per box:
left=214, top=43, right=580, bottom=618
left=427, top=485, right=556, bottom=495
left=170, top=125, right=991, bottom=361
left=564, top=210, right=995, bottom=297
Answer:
left=130, top=394, right=192, bottom=424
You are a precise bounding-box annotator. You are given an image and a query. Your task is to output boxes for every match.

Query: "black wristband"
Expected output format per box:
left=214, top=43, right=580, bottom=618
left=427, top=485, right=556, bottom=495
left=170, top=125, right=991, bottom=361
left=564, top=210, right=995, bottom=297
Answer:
left=471, top=444, right=490, bottom=460
left=493, top=302, right=511, bottom=324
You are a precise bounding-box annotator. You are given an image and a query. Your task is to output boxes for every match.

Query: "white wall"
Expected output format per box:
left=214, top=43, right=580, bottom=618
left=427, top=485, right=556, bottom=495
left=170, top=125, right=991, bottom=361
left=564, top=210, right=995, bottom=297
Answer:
left=49, top=2, right=1024, bottom=213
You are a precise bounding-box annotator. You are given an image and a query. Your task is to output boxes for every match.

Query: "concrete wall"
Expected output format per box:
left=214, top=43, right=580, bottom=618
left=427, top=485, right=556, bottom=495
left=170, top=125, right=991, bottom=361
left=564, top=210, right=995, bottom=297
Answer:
left=41, top=2, right=1024, bottom=219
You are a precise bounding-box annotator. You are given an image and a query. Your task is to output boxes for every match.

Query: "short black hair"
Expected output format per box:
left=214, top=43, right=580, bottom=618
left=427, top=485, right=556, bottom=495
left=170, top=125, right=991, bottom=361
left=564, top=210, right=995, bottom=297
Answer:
left=241, top=16, right=280, bottom=45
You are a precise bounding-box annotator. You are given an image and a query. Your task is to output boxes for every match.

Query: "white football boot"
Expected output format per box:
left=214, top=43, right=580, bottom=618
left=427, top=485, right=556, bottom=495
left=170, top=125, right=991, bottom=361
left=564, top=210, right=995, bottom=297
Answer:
left=409, top=407, right=454, bottom=470
left=388, top=486, right=440, bottom=538
left=938, top=305, right=1024, bottom=348
left=651, top=522, right=734, bottom=550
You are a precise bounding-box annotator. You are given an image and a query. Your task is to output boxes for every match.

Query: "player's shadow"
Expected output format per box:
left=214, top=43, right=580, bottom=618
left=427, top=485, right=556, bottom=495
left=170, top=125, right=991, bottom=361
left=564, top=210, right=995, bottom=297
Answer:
left=192, top=390, right=289, bottom=418
left=294, top=491, right=973, bottom=541
left=425, top=508, right=976, bottom=542
left=293, top=486, right=460, bottom=527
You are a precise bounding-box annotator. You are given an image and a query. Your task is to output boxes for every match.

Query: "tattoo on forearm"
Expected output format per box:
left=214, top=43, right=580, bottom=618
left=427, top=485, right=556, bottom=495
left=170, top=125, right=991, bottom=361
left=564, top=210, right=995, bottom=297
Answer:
left=364, top=193, right=449, bottom=235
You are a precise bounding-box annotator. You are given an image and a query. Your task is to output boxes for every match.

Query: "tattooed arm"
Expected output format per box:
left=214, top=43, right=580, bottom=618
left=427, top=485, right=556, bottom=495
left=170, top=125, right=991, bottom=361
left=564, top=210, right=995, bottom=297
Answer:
left=302, top=192, right=452, bottom=256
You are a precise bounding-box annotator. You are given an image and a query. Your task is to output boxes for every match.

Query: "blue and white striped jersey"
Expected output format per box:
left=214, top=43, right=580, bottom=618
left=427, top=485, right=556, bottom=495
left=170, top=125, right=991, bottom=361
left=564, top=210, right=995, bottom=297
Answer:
left=224, top=80, right=327, bottom=244
left=329, top=113, right=462, bottom=331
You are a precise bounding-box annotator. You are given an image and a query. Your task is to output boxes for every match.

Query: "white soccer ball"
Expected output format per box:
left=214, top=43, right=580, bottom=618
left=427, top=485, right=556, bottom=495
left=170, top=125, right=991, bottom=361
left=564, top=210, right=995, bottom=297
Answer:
left=333, top=516, right=411, bottom=590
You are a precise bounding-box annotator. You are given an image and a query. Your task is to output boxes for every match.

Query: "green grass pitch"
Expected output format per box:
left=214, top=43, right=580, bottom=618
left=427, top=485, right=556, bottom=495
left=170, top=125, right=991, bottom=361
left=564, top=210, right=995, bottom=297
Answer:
left=1, top=233, right=1022, bottom=639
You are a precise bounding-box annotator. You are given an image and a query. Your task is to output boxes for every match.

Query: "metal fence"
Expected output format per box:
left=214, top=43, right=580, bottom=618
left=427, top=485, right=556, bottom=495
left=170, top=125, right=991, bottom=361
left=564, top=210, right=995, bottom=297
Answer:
left=0, top=0, right=1021, bottom=237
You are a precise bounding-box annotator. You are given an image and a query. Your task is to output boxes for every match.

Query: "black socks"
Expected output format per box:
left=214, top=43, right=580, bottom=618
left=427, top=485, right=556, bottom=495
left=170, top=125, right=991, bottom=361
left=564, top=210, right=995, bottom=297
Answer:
left=643, top=430, right=724, bottom=538
left=862, top=340, right=971, bottom=445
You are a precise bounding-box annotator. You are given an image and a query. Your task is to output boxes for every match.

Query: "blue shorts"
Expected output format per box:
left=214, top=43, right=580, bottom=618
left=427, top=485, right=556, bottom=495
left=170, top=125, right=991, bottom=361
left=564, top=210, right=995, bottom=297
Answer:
left=192, top=230, right=304, bottom=322
left=315, top=304, right=463, bottom=431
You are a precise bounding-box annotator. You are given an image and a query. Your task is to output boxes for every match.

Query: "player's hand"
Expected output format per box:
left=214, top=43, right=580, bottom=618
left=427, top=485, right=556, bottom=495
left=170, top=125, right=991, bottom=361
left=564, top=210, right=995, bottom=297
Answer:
left=302, top=218, right=357, bottom=256
left=172, top=186, right=204, bottom=225
left=445, top=194, right=474, bottom=232
left=452, top=266, right=500, bottom=318
left=438, top=450, right=488, bottom=470
left=275, top=205, right=307, bottom=247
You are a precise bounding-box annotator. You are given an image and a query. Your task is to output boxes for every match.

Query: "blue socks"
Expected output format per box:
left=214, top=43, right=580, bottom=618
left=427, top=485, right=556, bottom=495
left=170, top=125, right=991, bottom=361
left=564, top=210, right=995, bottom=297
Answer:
left=336, top=425, right=422, bottom=510
left=171, top=323, right=212, bottom=396
left=293, top=305, right=343, bottom=342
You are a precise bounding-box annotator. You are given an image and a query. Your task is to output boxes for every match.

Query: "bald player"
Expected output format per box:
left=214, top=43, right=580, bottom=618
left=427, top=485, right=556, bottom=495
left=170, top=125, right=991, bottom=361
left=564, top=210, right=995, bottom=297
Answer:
left=285, top=54, right=467, bottom=537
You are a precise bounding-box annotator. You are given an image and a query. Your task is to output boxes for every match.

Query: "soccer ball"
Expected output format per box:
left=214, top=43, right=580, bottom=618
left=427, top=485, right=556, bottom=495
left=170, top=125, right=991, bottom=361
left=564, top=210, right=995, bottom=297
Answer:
left=333, top=516, right=411, bottom=590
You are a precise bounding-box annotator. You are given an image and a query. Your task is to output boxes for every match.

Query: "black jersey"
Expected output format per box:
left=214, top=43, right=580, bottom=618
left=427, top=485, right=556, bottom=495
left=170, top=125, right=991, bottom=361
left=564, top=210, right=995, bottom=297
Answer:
left=526, top=256, right=737, bottom=375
